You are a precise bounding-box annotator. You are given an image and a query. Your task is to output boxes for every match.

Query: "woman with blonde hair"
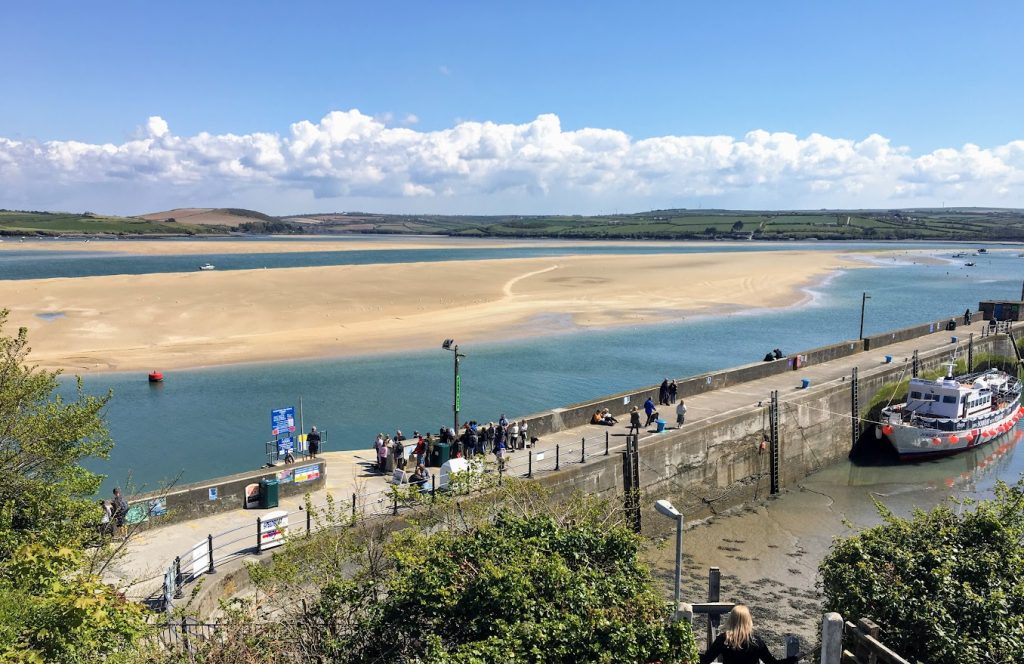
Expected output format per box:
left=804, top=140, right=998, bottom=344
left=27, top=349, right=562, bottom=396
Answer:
left=699, top=604, right=798, bottom=664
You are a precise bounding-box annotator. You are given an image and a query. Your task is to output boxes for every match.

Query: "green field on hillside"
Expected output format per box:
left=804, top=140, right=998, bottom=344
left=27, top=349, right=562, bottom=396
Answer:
left=0, top=211, right=221, bottom=235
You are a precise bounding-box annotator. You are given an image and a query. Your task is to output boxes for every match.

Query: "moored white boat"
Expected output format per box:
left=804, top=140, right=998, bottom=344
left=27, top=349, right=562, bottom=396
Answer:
left=877, top=367, right=1022, bottom=460
left=199, top=263, right=215, bottom=270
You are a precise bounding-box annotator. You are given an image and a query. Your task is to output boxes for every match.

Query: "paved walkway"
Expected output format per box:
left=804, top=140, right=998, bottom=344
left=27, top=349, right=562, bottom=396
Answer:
left=112, top=319, right=998, bottom=600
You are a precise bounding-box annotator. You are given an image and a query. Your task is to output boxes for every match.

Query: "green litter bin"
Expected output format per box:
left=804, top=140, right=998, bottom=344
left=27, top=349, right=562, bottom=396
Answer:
left=430, top=442, right=451, bottom=467
left=259, top=478, right=279, bottom=509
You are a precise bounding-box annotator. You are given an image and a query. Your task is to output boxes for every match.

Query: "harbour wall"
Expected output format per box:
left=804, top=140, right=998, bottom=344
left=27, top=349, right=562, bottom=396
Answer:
left=521, top=314, right=964, bottom=438
left=129, top=460, right=326, bottom=527
left=536, top=332, right=1014, bottom=521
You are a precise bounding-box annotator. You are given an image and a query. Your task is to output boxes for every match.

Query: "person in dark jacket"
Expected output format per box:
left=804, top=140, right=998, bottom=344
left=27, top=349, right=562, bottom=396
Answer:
left=629, top=407, right=641, bottom=433
left=700, top=604, right=798, bottom=664
left=659, top=379, right=670, bottom=405
left=643, top=397, right=658, bottom=426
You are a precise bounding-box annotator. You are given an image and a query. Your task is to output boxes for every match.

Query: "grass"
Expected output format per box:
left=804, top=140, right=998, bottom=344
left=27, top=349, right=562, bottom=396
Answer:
left=0, top=211, right=220, bottom=235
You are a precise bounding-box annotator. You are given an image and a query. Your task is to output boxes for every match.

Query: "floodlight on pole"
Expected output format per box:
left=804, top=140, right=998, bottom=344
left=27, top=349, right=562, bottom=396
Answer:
left=441, top=340, right=465, bottom=432
left=654, top=499, right=684, bottom=614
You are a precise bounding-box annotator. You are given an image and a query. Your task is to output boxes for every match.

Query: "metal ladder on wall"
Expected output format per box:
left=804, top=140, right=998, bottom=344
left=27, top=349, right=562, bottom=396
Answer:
left=768, top=390, right=780, bottom=494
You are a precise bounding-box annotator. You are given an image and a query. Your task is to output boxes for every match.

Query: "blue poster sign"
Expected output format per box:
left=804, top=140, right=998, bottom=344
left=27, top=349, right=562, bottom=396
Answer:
left=277, top=436, right=295, bottom=458
left=271, top=406, right=296, bottom=436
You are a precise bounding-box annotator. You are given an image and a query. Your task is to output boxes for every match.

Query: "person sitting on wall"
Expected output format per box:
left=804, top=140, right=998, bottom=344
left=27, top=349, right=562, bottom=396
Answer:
left=763, top=352, right=775, bottom=362
left=411, top=464, right=429, bottom=489
left=772, top=348, right=784, bottom=360
left=591, top=409, right=605, bottom=425
left=601, top=408, right=618, bottom=425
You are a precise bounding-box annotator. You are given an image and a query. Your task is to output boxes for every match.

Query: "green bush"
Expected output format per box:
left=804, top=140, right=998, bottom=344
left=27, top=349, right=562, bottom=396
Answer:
left=819, top=481, right=1024, bottom=663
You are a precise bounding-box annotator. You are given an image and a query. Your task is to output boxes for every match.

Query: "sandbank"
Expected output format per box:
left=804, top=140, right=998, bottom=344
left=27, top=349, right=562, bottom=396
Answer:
left=2, top=250, right=859, bottom=372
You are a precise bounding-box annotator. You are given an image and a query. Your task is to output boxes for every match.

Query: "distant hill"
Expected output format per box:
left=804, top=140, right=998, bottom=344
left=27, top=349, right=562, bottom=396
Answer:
left=139, top=207, right=277, bottom=226
left=0, top=210, right=220, bottom=236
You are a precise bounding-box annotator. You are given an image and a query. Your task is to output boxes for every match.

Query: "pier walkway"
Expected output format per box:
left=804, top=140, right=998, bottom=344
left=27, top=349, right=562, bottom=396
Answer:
left=112, top=319, right=998, bottom=602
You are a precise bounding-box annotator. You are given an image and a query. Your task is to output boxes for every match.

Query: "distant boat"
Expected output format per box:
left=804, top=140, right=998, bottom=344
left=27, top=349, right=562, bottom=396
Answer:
left=965, top=262, right=976, bottom=267
left=978, top=248, right=988, bottom=253
left=199, top=263, right=216, bottom=271
left=148, top=371, right=164, bottom=383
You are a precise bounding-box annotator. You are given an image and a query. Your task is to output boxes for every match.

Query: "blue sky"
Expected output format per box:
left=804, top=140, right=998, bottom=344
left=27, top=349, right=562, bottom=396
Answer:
left=2, top=1, right=1023, bottom=214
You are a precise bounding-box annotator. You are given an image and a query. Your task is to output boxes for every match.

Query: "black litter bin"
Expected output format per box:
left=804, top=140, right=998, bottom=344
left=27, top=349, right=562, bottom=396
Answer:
left=259, top=478, right=279, bottom=509
left=430, top=442, right=451, bottom=467
left=946, top=319, right=957, bottom=331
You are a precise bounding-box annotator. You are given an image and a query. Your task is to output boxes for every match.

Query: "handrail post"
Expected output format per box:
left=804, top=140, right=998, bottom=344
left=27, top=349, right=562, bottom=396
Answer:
left=256, top=517, right=263, bottom=554
left=306, top=509, right=311, bottom=536
left=173, top=556, right=183, bottom=598
left=392, top=492, right=398, bottom=516
left=605, top=431, right=609, bottom=456
left=528, top=450, right=533, bottom=478
left=498, top=461, right=504, bottom=486
left=351, top=492, right=356, bottom=526
left=581, top=436, right=586, bottom=463
left=207, top=534, right=215, bottom=575
left=431, top=474, right=436, bottom=502
left=555, top=444, right=560, bottom=470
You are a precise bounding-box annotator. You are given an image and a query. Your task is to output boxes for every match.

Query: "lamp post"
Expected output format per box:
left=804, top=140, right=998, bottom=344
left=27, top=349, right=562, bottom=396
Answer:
left=859, top=292, right=871, bottom=340
left=441, top=339, right=465, bottom=432
left=654, top=499, right=684, bottom=615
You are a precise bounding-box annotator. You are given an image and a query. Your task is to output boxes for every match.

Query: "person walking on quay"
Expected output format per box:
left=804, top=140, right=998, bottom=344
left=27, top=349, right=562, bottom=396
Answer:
left=307, top=426, right=321, bottom=458
left=668, top=380, right=678, bottom=403
left=699, top=604, right=798, bottom=664
left=629, top=406, right=641, bottom=434
left=659, top=379, right=671, bottom=406
left=112, top=487, right=129, bottom=539
left=413, top=433, right=426, bottom=466
left=643, top=397, right=658, bottom=427
left=518, top=419, right=528, bottom=449
left=676, top=400, right=687, bottom=428
left=508, top=420, right=519, bottom=453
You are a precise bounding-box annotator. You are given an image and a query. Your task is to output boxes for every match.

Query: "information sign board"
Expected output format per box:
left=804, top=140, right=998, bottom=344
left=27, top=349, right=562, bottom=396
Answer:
left=277, top=436, right=295, bottom=458
left=294, top=464, right=320, bottom=483
left=271, top=406, right=296, bottom=436
left=260, top=510, right=289, bottom=550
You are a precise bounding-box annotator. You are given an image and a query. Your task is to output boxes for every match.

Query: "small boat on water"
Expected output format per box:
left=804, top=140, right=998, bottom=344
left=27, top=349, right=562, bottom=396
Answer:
left=877, top=365, right=1022, bottom=460
left=964, top=262, right=975, bottom=267
left=148, top=371, right=164, bottom=383
left=199, top=263, right=216, bottom=271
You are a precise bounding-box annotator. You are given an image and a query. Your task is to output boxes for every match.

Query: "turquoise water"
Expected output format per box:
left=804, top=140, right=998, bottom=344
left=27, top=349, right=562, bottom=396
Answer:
left=34, top=242, right=1019, bottom=494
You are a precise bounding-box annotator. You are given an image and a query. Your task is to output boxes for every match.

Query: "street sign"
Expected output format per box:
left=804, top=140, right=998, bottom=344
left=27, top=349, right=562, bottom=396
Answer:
left=271, top=406, right=296, bottom=436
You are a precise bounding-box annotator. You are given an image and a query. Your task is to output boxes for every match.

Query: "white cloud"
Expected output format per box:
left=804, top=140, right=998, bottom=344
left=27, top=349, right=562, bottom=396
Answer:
left=1, top=110, right=1023, bottom=215
left=403, top=113, right=419, bottom=126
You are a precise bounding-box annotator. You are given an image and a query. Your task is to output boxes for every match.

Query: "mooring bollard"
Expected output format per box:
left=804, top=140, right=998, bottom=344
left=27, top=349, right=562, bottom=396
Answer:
left=555, top=444, right=560, bottom=470
left=821, top=613, right=843, bottom=664
left=581, top=436, right=586, bottom=463
left=256, top=517, right=263, bottom=554
left=207, top=534, right=215, bottom=575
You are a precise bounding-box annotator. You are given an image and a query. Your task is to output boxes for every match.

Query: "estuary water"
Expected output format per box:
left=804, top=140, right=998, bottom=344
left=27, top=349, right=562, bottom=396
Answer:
left=4, top=239, right=1018, bottom=495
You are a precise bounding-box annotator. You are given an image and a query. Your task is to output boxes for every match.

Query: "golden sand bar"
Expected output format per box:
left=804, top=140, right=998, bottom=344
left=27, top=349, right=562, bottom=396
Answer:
left=3, top=251, right=858, bottom=372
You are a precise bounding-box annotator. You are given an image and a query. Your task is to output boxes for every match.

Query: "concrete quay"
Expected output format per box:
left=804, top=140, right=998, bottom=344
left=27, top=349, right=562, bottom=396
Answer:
left=112, top=317, right=1012, bottom=607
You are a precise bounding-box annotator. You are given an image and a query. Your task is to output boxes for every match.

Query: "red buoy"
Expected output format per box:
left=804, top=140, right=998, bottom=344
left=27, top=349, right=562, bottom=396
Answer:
left=882, top=424, right=893, bottom=435
left=148, top=371, right=164, bottom=383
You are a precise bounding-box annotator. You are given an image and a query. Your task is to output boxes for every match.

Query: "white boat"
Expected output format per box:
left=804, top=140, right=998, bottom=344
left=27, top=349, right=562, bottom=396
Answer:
left=199, top=263, right=216, bottom=271
left=877, top=366, right=1022, bottom=460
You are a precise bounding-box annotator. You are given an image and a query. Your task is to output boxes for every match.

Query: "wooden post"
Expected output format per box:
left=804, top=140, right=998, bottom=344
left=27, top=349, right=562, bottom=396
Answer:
left=555, top=444, right=560, bottom=470
left=306, top=509, right=311, bottom=535
left=707, top=567, right=721, bottom=651
left=255, top=517, right=263, bottom=554
left=528, top=450, right=533, bottom=478
left=856, top=618, right=881, bottom=664
left=820, top=612, right=843, bottom=664
left=605, top=430, right=610, bottom=456
left=207, top=534, right=215, bottom=574
left=431, top=474, right=436, bottom=502
left=350, top=493, right=356, bottom=525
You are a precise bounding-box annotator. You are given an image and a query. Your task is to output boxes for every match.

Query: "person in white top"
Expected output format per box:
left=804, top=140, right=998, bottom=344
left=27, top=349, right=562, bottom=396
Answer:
left=508, top=421, right=519, bottom=451
left=518, top=419, right=528, bottom=448
left=676, top=400, right=688, bottom=427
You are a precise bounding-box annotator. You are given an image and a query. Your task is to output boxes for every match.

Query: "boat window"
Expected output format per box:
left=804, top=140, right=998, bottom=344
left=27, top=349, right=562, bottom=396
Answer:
left=910, top=391, right=922, bottom=399
left=942, top=396, right=957, bottom=404
left=931, top=394, right=941, bottom=401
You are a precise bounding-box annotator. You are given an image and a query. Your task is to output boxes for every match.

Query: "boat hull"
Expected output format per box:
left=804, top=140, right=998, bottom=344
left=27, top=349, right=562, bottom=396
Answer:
left=879, top=400, right=1022, bottom=461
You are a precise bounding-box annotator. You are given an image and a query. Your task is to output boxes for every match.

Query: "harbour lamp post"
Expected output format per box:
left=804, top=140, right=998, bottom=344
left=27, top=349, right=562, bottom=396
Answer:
left=859, top=292, right=871, bottom=340
left=441, top=339, right=466, bottom=432
left=654, top=499, right=684, bottom=615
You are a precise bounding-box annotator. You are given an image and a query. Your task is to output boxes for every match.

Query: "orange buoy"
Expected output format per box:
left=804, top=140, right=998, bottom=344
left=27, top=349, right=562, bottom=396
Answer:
left=931, top=437, right=942, bottom=446
left=949, top=435, right=959, bottom=444
left=882, top=424, right=893, bottom=435
left=148, top=371, right=164, bottom=383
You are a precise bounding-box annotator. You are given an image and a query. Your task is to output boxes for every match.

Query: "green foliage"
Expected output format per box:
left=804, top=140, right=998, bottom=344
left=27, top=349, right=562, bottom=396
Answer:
left=0, top=544, right=149, bottom=663
left=0, top=210, right=218, bottom=235
left=819, top=481, right=1024, bottom=663
left=0, top=312, right=151, bottom=662
left=0, top=311, right=114, bottom=559
left=235, top=483, right=698, bottom=663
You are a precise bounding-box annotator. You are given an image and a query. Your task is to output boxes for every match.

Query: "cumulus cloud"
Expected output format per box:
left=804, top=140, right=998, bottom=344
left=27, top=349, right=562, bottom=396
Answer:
left=1, top=110, right=1023, bottom=214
